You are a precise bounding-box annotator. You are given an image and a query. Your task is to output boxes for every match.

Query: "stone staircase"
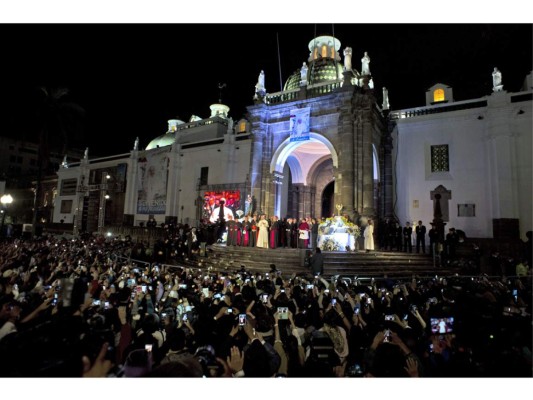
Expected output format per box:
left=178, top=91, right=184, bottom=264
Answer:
left=202, top=244, right=461, bottom=279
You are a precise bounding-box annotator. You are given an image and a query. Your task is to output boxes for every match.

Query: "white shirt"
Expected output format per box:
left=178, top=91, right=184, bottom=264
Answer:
left=209, top=206, right=234, bottom=223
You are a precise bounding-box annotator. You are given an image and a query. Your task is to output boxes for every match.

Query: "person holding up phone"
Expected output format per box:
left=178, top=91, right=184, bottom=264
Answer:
left=352, top=306, right=367, bottom=330
left=409, top=305, right=427, bottom=330
left=319, top=309, right=349, bottom=373
left=272, top=309, right=305, bottom=377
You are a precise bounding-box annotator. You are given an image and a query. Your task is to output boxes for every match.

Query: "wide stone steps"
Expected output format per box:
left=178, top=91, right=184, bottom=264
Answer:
left=203, top=244, right=460, bottom=278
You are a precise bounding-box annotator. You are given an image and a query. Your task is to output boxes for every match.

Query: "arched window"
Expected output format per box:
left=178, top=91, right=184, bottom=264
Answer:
left=330, top=47, right=335, bottom=59
left=321, top=45, right=328, bottom=58
left=433, top=88, right=445, bottom=102
left=313, top=47, right=319, bottom=60
left=239, top=121, right=247, bottom=133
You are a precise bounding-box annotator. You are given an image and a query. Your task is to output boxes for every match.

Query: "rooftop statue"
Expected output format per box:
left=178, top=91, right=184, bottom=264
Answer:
left=361, top=51, right=371, bottom=75
left=382, top=87, right=390, bottom=110
left=255, top=70, right=265, bottom=94
left=492, top=67, right=503, bottom=92
left=300, top=62, right=308, bottom=86
left=343, top=47, right=352, bottom=71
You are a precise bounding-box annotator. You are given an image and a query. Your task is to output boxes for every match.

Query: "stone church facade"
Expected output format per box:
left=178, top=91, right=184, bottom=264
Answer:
left=52, top=34, right=532, bottom=240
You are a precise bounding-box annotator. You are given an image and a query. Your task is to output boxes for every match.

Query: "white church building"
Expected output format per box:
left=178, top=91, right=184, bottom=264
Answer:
left=52, top=35, right=532, bottom=241
left=391, top=75, right=532, bottom=240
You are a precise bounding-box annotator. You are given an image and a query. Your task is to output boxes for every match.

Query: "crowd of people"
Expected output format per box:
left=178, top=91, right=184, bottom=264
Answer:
left=0, top=233, right=531, bottom=378
left=218, top=215, right=320, bottom=250
left=209, top=212, right=473, bottom=257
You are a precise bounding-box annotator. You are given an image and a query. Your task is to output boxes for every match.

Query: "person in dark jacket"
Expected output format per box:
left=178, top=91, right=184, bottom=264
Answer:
left=309, top=247, right=324, bottom=276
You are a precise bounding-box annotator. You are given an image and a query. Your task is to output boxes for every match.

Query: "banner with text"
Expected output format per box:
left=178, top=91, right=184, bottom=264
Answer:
left=289, top=107, right=310, bottom=142
left=137, top=148, right=170, bottom=214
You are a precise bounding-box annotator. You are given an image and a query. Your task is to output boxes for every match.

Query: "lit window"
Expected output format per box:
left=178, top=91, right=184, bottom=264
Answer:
left=431, top=145, right=449, bottom=172
left=239, top=121, right=247, bottom=133
left=434, top=88, right=445, bottom=102
left=313, top=48, right=318, bottom=60
left=321, top=45, right=328, bottom=58
left=330, top=47, right=335, bottom=59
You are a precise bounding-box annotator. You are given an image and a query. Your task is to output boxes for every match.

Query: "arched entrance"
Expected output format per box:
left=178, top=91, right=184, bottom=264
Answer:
left=270, top=133, right=338, bottom=219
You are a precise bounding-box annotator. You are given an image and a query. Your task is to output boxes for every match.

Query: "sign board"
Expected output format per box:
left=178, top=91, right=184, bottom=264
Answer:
left=289, top=107, right=310, bottom=142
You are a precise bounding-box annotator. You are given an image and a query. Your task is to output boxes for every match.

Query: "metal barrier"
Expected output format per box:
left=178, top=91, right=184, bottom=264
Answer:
left=331, top=275, right=352, bottom=285
left=111, top=253, right=528, bottom=283
left=113, top=256, right=152, bottom=271
left=327, top=273, right=527, bottom=284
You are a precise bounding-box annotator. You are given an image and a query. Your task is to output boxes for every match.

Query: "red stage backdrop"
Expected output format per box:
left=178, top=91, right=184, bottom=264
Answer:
left=202, top=190, right=241, bottom=221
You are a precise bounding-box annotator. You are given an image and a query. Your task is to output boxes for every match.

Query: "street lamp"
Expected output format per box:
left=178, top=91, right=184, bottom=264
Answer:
left=1, top=194, right=14, bottom=237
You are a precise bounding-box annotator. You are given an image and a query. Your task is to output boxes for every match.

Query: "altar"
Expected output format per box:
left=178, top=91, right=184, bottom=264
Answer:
left=318, top=232, right=355, bottom=251
left=317, top=216, right=360, bottom=252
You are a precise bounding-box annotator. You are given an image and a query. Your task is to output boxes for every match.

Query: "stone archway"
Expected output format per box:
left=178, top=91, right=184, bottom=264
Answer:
left=270, top=133, right=338, bottom=176
left=270, top=133, right=338, bottom=219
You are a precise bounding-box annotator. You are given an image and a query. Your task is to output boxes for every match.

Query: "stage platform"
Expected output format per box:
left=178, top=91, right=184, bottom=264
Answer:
left=203, top=244, right=461, bottom=279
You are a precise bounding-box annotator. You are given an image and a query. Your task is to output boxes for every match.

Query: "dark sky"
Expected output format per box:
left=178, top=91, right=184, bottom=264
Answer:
left=0, top=23, right=531, bottom=156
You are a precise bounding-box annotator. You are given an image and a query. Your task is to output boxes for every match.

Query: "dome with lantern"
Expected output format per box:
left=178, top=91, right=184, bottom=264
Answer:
left=145, top=118, right=185, bottom=150
left=284, top=35, right=350, bottom=91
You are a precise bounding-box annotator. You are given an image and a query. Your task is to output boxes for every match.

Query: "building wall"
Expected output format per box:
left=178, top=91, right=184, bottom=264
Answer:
left=54, top=120, right=253, bottom=231
left=53, top=168, right=80, bottom=224
left=167, top=139, right=252, bottom=226
left=248, top=87, right=385, bottom=221
left=511, top=97, right=533, bottom=238
left=392, top=89, right=532, bottom=239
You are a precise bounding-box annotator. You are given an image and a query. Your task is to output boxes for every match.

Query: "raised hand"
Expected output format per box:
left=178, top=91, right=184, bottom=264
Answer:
left=404, top=357, right=419, bottom=377
left=82, top=342, right=114, bottom=378
left=226, top=346, right=244, bottom=374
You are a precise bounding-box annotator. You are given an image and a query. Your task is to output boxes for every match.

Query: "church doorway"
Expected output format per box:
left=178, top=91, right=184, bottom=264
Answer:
left=321, top=181, right=334, bottom=218
left=270, top=133, right=339, bottom=220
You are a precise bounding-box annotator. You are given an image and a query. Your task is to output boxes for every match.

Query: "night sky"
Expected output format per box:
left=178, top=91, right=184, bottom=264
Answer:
left=0, top=23, right=531, bottom=157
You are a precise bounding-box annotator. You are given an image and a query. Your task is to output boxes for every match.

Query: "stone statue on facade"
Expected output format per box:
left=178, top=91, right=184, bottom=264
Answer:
left=134, top=137, right=139, bottom=151
left=255, top=70, right=265, bottom=94
left=84, top=147, right=89, bottom=160
left=343, top=47, right=352, bottom=71
left=361, top=51, right=371, bottom=75
left=300, top=62, right=308, bottom=86
left=382, top=87, right=390, bottom=110
left=492, top=67, right=503, bottom=92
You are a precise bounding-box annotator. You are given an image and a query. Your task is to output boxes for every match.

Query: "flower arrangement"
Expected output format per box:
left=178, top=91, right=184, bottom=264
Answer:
left=320, top=237, right=340, bottom=251
left=318, top=216, right=360, bottom=238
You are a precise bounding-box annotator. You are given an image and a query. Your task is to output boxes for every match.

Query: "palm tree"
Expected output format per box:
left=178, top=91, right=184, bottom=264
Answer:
left=37, top=87, right=86, bottom=164
left=32, top=86, right=85, bottom=235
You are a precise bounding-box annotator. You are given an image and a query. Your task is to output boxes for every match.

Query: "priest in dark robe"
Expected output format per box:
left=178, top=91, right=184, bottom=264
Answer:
left=269, top=216, right=280, bottom=249
left=241, top=216, right=251, bottom=247
left=226, top=216, right=237, bottom=246
left=248, top=215, right=257, bottom=247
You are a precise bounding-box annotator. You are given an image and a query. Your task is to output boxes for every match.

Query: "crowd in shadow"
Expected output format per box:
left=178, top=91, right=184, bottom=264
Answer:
left=0, top=234, right=531, bottom=377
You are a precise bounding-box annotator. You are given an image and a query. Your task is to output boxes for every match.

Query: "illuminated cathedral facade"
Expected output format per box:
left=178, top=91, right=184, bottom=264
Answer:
left=52, top=35, right=532, bottom=240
